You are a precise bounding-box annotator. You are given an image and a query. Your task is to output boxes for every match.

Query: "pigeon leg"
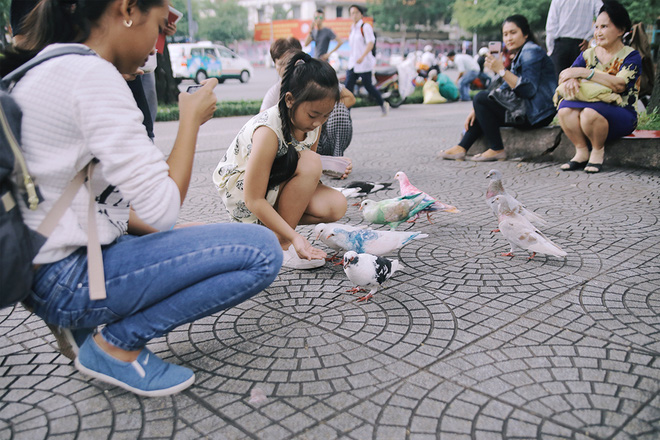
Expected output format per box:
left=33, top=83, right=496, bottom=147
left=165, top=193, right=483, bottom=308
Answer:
left=325, top=251, right=341, bottom=263
left=356, top=293, right=373, bottom=302
left=406, top=213, right=420, bottom=223
left=347, top=287, right=366, bottom=294
left=500, top=252, right=515, bottom=257
left=527, top=252, right=536, bottom=260
left=426, top=211, right=434, bottom=224
left=491, top=228, right=500, bottom=233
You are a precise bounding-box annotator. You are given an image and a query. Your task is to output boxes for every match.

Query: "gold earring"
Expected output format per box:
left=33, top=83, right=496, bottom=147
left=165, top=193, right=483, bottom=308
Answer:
left=123, top=19, right=133, bottom=28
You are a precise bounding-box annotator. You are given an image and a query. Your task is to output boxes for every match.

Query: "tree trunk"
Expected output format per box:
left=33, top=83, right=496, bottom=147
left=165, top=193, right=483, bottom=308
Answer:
left=155, top=42, right=180, bottom=105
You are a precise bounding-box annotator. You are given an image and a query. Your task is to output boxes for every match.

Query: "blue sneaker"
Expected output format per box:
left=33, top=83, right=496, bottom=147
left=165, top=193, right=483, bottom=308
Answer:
left=74, top=336, right=195, bottom=397
left=46, top=324, right=94, bottom=361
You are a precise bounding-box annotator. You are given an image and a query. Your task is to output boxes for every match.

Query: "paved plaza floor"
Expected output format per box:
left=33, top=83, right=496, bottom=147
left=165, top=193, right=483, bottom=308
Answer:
left=1, top=102, right=659, bottom=439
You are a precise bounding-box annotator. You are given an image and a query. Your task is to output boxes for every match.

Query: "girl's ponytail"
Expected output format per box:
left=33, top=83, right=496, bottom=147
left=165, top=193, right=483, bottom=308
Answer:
left=268, top=51, right=339, bottom=188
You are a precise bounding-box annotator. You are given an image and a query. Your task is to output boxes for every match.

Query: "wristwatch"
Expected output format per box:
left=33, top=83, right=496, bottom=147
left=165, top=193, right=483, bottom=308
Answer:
left=498, top=69, right=506, bottom=77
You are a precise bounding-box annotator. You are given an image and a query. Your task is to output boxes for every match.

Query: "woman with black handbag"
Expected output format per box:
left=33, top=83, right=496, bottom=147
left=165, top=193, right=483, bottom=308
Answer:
left=438, top=15, right=557, bottom=162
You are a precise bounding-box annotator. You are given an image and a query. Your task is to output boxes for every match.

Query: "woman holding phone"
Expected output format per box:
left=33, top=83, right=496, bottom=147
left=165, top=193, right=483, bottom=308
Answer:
left=438, top=15, right=557, bottom=162
left=12, top=0, right=282, bottom=397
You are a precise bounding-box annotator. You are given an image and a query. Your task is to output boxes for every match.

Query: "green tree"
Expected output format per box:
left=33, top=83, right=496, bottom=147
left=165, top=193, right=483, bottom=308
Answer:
left=196, top=0, right=250, bottom=44
left=368, top=0, right=453, bottom=33
left=619, top=0, right=658, bottom=25
left=1, top=0, right=11, bottom=47
left=453, top=0, right=551, bottom=38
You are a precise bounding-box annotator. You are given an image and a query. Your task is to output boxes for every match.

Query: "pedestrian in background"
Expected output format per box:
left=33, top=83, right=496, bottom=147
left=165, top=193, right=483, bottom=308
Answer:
left=546, top=0, right=603, bottom=76
left=446, top=50, right=481, bottom=101
left=304, top=9, right=344, bottom=61
left=345, top=4, right=388, bottom=116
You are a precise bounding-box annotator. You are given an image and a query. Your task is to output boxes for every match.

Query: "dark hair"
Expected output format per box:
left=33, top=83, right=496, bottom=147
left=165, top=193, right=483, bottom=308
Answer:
left=599, top=0, right=631, bottom=34
left=268, top=51, right=339, bottom=188
left=315, top=8, right=324, bottom=15
left=20, top=0, right=165, bottom=52
left=447, top=50, right=456, bottom=57
left=349, top=4, right=365, bottom=16
left=10, top=0, right=39, bottom=36
left=503, top=14, right=539, bottom=46
left=269, top=37, right=302, bottom=62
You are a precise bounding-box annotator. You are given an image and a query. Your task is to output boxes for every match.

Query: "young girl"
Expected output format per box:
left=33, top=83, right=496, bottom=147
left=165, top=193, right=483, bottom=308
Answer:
left=214, top=51, right=348, bottom=270
left=12, top=0, right=282, bottom=397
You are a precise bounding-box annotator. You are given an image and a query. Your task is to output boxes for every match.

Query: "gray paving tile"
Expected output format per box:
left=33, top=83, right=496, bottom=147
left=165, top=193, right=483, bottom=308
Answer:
left=2, top=104, right=660, bottom=438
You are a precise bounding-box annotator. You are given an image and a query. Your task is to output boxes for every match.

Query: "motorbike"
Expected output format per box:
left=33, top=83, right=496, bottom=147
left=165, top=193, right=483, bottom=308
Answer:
left=341, top=66, right=406, bottom=108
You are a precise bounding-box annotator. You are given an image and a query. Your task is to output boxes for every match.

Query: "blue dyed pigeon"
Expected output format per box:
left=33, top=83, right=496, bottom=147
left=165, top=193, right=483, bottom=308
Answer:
left=360, top=193, right=434, bottom=230
left=394, top=171, right=459, bottom=223
left=316, top=223, right=428, bottom=256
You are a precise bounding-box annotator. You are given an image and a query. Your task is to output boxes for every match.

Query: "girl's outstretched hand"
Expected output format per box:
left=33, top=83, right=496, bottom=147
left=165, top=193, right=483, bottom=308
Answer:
left=179, top=78, right=218, bottom=126
left=292, top=234, right=327, bottom=261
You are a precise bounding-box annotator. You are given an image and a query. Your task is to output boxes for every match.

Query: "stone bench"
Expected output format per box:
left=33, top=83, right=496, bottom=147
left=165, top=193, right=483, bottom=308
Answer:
left=472, top=127, right=660, bottom=170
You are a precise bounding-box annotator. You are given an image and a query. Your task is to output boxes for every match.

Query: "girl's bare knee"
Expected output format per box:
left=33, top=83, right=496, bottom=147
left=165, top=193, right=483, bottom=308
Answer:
left=297, top=150, right=322, bottom=178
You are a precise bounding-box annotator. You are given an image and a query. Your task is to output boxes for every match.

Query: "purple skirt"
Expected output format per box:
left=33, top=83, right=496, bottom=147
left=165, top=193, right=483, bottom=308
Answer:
left=558, top=100, right=637, bottom=141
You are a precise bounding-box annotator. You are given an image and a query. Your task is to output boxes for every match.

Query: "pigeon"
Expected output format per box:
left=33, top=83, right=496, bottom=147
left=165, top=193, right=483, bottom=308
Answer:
left=494, top=195, right=567, bottom=259
left=317, top=223, right=428, bottom=256
left=313, top=223, right=366, bottom=261
left=333, top=181, right=393, bottom=199
left=486, top=169, right=546, bottom=228
left=394, top=171, right=459, bottom=222
left=342, top=251, right=400, bottom=302
left=360, top=193, right=434, bottom=230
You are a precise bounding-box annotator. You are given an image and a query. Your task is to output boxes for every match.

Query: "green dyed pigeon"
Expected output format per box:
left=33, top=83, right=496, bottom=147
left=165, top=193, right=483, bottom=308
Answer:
left=360, top=193, right=434, bottom=230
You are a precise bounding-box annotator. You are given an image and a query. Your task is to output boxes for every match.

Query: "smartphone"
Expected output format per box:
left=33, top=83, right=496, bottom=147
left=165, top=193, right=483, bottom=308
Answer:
left=488, top=41, right=502, bottom=54
left=187, top=85, right=203, bottom=93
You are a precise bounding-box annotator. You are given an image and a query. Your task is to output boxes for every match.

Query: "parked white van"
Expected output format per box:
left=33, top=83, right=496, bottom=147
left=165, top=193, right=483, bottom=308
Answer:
left=169, top=42, right=254, bottom=84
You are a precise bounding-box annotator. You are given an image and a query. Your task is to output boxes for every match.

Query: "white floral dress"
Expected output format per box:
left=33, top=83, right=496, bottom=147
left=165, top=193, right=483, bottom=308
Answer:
left=213, top=106, right=320, bottom=223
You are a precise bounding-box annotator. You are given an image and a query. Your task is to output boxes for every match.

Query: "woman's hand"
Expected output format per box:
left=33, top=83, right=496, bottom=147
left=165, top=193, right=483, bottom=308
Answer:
left=292, top=234, right=327, bottom=261
left=484, top=54, right=504, bottom=74
left=563, top=78, right=581, bottom=99
left=178, top=78, right=218, bottom=126
left=464, top=109, right=476, bottom=132
left=558, top=67, right=589, bottom=84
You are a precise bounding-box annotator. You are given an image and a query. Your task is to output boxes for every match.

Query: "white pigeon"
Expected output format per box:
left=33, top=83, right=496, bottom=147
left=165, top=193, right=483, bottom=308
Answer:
left=486, top=169, right=546, bottom=227
left=342, top=251, right=400, bottom=302
left=319, top=225, right=428, bottom=256
left=494, top=195, right=567, bottom=259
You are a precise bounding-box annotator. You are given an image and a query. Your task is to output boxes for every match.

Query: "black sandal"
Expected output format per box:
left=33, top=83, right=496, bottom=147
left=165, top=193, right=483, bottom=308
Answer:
left=584, top=163, right=602, bottom=174
left=560, top=160, right=588, bottom=171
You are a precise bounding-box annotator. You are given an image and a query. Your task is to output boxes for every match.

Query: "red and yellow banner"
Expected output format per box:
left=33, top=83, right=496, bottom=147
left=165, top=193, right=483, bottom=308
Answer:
left=254, top=18, right=373, bottom=42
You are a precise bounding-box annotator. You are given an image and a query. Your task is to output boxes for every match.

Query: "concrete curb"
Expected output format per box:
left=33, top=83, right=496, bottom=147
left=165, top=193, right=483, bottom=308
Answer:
left=472, top=126, right=660, bottom=169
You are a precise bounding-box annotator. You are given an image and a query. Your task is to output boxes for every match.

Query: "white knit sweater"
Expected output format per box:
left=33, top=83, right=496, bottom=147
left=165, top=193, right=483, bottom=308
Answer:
left=13, top=44, right=180, bottom=264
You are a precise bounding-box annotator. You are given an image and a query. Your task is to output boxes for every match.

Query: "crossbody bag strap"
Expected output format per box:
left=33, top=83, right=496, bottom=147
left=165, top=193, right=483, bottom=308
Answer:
left=84, top=162, right=106, bottom=300
left=36, top=161, right=106, bottom=300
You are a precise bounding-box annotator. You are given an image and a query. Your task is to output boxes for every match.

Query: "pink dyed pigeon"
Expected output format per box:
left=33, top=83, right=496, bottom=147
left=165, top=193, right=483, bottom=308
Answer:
left=394, top=171, right=459, bottom=222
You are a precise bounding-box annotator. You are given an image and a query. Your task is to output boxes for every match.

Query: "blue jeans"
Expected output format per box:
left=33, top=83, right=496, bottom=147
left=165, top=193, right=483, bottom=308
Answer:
left=458, top=70, right=480, bottom=101
left=26, top=223, right=282, bottom=351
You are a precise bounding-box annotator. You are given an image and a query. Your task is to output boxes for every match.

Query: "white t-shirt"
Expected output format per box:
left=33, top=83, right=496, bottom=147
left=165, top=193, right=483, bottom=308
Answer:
left=454, top=53, right=480, bottom=73
left=12, top=44, right=180, bottom=264
left=348, top=19, right=376, bottom=73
